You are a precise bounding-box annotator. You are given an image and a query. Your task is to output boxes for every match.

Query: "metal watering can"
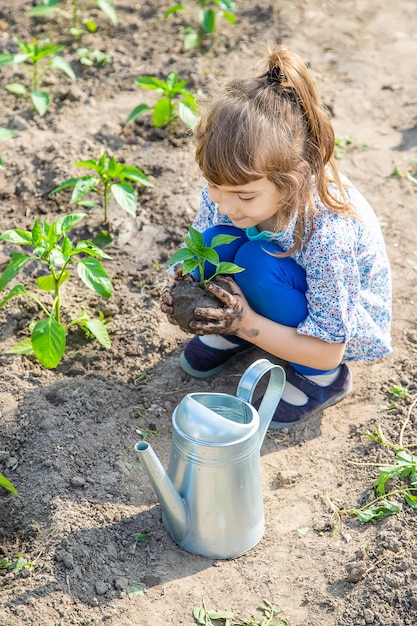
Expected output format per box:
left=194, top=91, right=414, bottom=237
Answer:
left=134, top=358, right=286, bottom=559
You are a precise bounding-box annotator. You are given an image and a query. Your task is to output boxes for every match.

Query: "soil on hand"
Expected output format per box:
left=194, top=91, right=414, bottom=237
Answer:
left=1, top=2, right=417, bottom=626
left=171, top=278, right=223, bottom=333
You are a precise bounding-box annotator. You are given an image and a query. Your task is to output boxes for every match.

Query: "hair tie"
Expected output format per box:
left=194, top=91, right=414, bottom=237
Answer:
left=266, top=66, right=285, bottom=85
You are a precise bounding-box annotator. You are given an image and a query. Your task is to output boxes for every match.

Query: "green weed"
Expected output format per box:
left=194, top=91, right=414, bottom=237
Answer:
left=30, top=0, right=117, bottom=38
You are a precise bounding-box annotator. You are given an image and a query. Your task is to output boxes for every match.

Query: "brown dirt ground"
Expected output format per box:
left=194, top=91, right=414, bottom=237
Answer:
left=0, top=1, right=417, bottom=625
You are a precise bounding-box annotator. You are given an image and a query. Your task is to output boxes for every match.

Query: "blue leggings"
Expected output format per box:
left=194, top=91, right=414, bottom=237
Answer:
left=199, top=225, right=337, bottom=376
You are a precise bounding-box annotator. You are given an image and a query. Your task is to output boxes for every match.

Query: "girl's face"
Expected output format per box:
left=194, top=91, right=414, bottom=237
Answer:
left=207, top=177, right=284, bottom=231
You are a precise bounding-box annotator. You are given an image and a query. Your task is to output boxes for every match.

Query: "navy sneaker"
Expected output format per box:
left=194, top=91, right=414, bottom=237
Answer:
left=180, top=335, right=254, bottom=378
left=254, top=363, right=352, bottom=429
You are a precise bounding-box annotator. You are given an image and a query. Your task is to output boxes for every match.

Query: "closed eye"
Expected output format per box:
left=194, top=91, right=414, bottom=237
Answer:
left=239, top=196, right=255, bottom=202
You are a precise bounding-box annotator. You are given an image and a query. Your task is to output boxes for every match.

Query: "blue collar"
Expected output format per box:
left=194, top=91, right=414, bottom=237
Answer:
left=245, top=226, right=284, bottom=241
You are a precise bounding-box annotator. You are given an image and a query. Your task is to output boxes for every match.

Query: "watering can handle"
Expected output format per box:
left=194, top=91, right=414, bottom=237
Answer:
left=237, top=358, right=286, bottom=435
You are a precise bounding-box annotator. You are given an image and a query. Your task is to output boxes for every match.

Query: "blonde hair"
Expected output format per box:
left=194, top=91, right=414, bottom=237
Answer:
left=195, top=45, right=354, bottom=254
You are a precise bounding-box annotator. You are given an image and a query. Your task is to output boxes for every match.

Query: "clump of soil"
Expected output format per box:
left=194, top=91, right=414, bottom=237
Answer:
left=171, top=277, right=222, bottom=332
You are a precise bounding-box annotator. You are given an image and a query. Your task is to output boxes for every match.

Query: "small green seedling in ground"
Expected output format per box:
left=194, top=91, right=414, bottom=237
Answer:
left=125, top=580, right=145, bottom=598
left=0, top=472, right=18, bottom=496
left=0, top=212, right=113, bottom=369
left=132, top=532, right=153, bottom=543
left=193, top=597, right=288, bottom=625
left=0, top=127, right=16, bottom=170
left=0, top=554, right=35, bottom=573
left=126, top=72, right=198, bottom=133
left=49, top=153, right=153, bottom=240
left=167, top=226, right=244, bottom=287
left=75, top=47, right=112, bottom=67
left=165, top=0, right=237, bottom=51
left=0, top=37, right=75, bottom=116
left=30, top=0, right=118, bottom=38
left=334, top=135, right=353, bottom=159
left=332, top=397, right=417, bottom=527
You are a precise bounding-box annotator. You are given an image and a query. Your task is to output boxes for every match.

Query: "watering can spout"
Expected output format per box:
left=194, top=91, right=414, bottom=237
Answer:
left=134, top=441, right=188, bottom=544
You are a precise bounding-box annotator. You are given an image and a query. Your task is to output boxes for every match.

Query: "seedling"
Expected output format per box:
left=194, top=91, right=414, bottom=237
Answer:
left=165, top=0, right=237, bottom=50
left=30, top=0, right=118, bottom=38
left=49, top=152, right=153, bottom=237
left=0, top=212, right=113, bottom=369
left=0, top=473, right=18, bottom=496
left=0, top=37, right=76, bottom=116
left=132, top=532, right=152, bottom=543
left=126, top=72, right=198, bottom=133
left=0, top=127, right=16, bottom=170
left=0, top=554, right=35, bottom=574
left=332, top=397, right=417, bottom=528
left=334, top=135, right=353, bottom=159
left=75, top=47, right=112, bottom=67
left=193, top=597, right=288, bottom=625
left=167, top=226, right=244, bottom=287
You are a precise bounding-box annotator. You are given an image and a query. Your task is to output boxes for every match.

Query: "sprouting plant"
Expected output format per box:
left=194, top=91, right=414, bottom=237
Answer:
left=49, top=152, right=153, bottom=236
left=165, top=0, right=237, bottom=50
left=132, top=532, right=153, bottom=543
left=193, top=597, right=288, bottom=625
left=0, top=127, right=16, bottom=170
left=0, top=212, right=113, bottom=369
left=167, top=226, right=244, bottom=288
left=126, top=72, right=198, bottom=133
left=0, top=37, right=76, bottom=116
left=334, top=135, right=353, bottom=159
left=30, top=0, right=118, bottom=38
left=75, top=47, right=112, bottom=67
left=0, top=472, right=18, bottom=496
left=331, top=396, right=417, bottom=527
left=0, top=554, right=35, bottom=573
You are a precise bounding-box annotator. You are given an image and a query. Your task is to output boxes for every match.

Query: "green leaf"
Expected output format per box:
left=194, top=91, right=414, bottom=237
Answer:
left=5, top=83, right=27, bottom=95
left=70, top=176, right=98, bottom=203
left=49, top=177, right=79, bottom=195
left=152, top=98, right=172, bottom=128
left=200, top=8, right=216, bottom=34
left=55, top=212, right=86, bottom=235
left=6, top=338, right=34, bottom=355
left=125, top=103, right=151, bottom=124
left=164, top=4, right=184, bottom=18
left=77, top=257, right=112, bottom=298
left=0, top=253, right=31, bottom=291
left=31, top=90, right=50, bottom=116
left=178, top=101, right=198, bottom=131
left=356, top=499, right=402, bottom=523
left=215, top=261, right=245, bottom=275
left=31, top=316, right=66, bottom=369
left=182, top=258, right=199, bottom=274
left=37, top=271, right=70, bottom=291
left=96, top=0, right=118, bottom=24
left=119, top=165, right=153, bottom=187
left=50, top=56, right=76, bottom=81
left=0, top=53, right=15, bottom=66
left=75, top=240, right=112, bottom=259
left=133, top=76, right=167, bottom=91
left=0, top=228, right=32, bottom=244
left=167, top=247, right=196, bottom=265
left=184, top=30, right=200, bottom=50
left=110, top=182, right=137, bottom=217
left=84, top=317, right=111, bottom=348
left=0, top=473, right=18, bottom=495
left=210, top=234, right=240, bottom=248
left=0, top=128, right=17, bottom=141
left=188, top=226, right=204, bottom=249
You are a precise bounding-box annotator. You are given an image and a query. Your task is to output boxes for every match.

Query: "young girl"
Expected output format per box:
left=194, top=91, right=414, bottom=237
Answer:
left=161, top=45, right=392, bottom=429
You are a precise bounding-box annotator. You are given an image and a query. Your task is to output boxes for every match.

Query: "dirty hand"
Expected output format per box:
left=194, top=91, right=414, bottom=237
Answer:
left=189, top=276, right=248, bottom=335
left=160, top=266, right=194, bottom=325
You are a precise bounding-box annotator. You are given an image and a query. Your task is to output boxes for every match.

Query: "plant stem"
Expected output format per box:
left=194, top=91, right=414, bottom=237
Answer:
left=344, top=486, right=417, bottom=515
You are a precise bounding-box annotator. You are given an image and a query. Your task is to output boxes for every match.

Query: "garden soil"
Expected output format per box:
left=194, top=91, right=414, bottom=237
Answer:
left=0, top=1, right=417, bottom=625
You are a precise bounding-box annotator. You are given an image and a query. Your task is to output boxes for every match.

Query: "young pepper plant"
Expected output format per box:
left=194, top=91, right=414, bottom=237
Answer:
left=126, top=72, right=198, bottom=133
left=49, top=153, right=153, bottom=240
left=30, top=0, right=118, bottom=38
left=167, top=226, right=244, bottom=287
left=0, top=213, right=113, bottom=369
left=165, top=0, right=237, bottom=50
left=0, top=37, right=75, bottom=116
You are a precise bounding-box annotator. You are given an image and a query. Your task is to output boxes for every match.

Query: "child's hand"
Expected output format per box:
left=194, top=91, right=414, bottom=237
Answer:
left=160, top=267, right=194, bottom=325
left=189, top=276, right=248, bottom=335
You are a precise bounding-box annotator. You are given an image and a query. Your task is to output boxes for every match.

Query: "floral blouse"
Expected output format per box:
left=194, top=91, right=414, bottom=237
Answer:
left=191, top=178, right=392, bottom=362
